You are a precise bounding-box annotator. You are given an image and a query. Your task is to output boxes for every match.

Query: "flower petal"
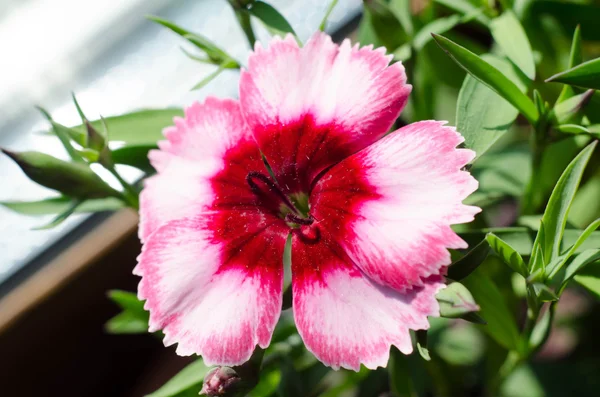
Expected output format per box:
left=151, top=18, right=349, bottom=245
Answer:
left=291, top=228, right=444, bottom=371
left=135, top=211, right=288, bottom=365
left=311, top=121, right=480, bottom=292
left=139, top=97, right=267, bottom=242
left=239, top=32, right=411, bottom=193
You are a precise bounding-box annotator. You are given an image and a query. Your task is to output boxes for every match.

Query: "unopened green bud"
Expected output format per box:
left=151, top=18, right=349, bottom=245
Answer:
left=2, top=149, right=119, bottom=199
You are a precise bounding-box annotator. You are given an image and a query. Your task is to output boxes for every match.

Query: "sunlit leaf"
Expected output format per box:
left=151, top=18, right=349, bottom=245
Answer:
left=557, top=25, right=582, bottom=103
left=574, top=261, right=600, bottom=299
left=490, top=11, right=536, bottom=79
left=547, top=218, right=600, bottom=278
left=486, top=233, right=528, bottom=276
left=147, top=359, right=210, bottom=397
left=561, top=249, right=600, bottom=289
left=457, top=55, right=529, bottom=160
left=531, top=142, right=597, bottom=270
left=437, top=281, right=480, bottom=318
left=546, top=57, right=600, bottom=90
left=432, top=34, right=538, bottom=124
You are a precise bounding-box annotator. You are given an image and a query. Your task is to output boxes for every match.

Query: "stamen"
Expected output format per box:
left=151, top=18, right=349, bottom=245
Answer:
left=246, top=171, right=299, bottom=214
left=285, top=213, right=314, bottom=226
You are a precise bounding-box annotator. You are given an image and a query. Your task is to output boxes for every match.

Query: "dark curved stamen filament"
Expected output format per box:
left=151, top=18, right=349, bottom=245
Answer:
left=285, top=213, right=314, bottom=226
left=246, top=171, right=299, bottom=214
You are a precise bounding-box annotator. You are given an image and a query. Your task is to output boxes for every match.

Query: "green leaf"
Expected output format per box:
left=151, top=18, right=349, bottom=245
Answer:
left=447, top=238, right=490, bottom=281
left=457, top=55, right=529, bottom=160
left=249, top=1, right=297, bottom=39
left=557, top=25, right=582, bottom=104
left=561, top=249, right=600, bottom=289
left=490, top=11, right=536, bottom=80
left=2, top=149, right=119, bottom=199
left=532, top=283, right=559, bottom=302
left=319, top=0, right=339, bottom=31
left=436, top=324, right=485, bottom=366
left=148, top=16, right=237, bottom=65
left=389, top=349, right=418, bottom=397
left=556, top=124, right=591, bottom=135
left=72, top=108, right=183, bottom=145
left=531, top=141, right=597, bottom=269
left=105, top=311, right=149, bottom=334
left=147, top=359, right=210, bottom=397
left=486, top=233, right=528, bottom=276
left=359, top=0, right=408, bottom=50
left=530, top=309, right=552, bottom=350
left=433, top=0, right=490, bottom=25
left=108, top=290, right=146, bottom=314
left=190, top=62, right=230, bottom=91
left=1, top=196, right=124, bottom=215
left=574, top=261, right=600, bottom=299
left=32, top=199, right=83, bottom=230
left=462, top=264, right=521, bottom=350
left=436, top=281, right=480, bottom=318
left=389, top=0, right=413, bottom=36
left=547, top=218, right=600, bottom=278
left=111, top=144, right=155, bottom=173
left=546, top=57, right=600, bottom=90
left=432, top=34, right=538, bottom=124
left=37, top=107, right=85, bottom=163
left=549, top=90, right=594, bottom=125
left=415, top=330, right=431, bottom=361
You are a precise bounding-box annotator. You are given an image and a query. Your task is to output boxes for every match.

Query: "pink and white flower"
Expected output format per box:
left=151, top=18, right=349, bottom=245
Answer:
left=135, top=32, right=479, bottom=371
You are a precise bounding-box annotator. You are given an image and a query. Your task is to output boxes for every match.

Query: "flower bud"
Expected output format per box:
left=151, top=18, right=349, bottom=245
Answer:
left=200, top=367, right=242, bottom=396
left=2, top=149, right=120, bottom=199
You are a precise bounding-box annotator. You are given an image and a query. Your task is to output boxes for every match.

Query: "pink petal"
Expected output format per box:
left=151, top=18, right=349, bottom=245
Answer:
left=311, top=121, right=480, bottom=292
left=135, top=211, right=288, bottom=365
left=139, top=97, right=266, bottom=242
left=239, top=32, right=411, bottom=193
left=291, top=228, right=444, bottom=371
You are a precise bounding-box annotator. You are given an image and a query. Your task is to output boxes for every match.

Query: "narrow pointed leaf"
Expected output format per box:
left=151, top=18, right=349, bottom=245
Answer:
left=549, top=90, right=594, bottom=125
left=319, top=0, right=339, bottom=31
left=415, top=330, right=430, bottom=361
left=105, top=312, right=149, bottom=334
left=548, top=218, right=600, bottom=278
left=37, top=107, right=85, bottom=162
left=191, top=62, right=229, bottom=91
left=447, top=238, right=490, bottom=280
left=486, top=233, right=528, bottom=276
left=1, top=197, right=124, bottom=215
left=573, top=260, right=600, bottom=299
left=546, top=58, right=600, bottom=90
left=32, top=199, right=82, bottom=230
left=556, top=124, right=590, bottom=135
left=389, top=0, right=413, bottom=36
left=433, top=0, right=490, bottom=25
left=533, top=142, right=597, bottom=267
left=147, top=359, right=210, bottom=397
left=108, top=290, right=147, bottom=315
left=249, top=1, right=297, bottom=39
left=490, top=11, right=535, bottom=79
left=462, top=265, right=521, bottom=350
left=533, top=283, right=559, bottom=302
left=148, top=16, right=237, bottom=64
left=432, top=34, right=538, bottom=124
left=561, top=249, right=600, bottom=288
left=557, top=25, right=582, bottom=103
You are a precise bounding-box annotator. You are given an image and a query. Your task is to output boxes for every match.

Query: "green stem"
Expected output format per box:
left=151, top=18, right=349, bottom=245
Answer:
left=107, top=166, right=139, bottom=210
left=228, top=1, right=256, bottom=48
left=522, top=110, right=549, bottom=214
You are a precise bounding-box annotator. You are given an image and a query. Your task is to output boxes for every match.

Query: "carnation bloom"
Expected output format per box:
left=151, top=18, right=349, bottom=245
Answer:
left=135, top=32, right=479, bottom=371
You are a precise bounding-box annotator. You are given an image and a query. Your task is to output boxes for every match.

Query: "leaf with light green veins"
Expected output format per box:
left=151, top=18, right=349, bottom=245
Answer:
left=457, top=55, right=529, bottom=161
left=486, top=233, right=528, bottom=277
left=432, top=34, right=538, bottom=124
left=530, top=141, right=597, bottom=271
left=147, top=359, right=210, bottom=397
left=249, top=1, right=297, bottom=40
left=436, top=281, right=480, bottom=318
left=490, top=11, right=536, bottom=80
left=547, top=57, right=600, bottom=90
